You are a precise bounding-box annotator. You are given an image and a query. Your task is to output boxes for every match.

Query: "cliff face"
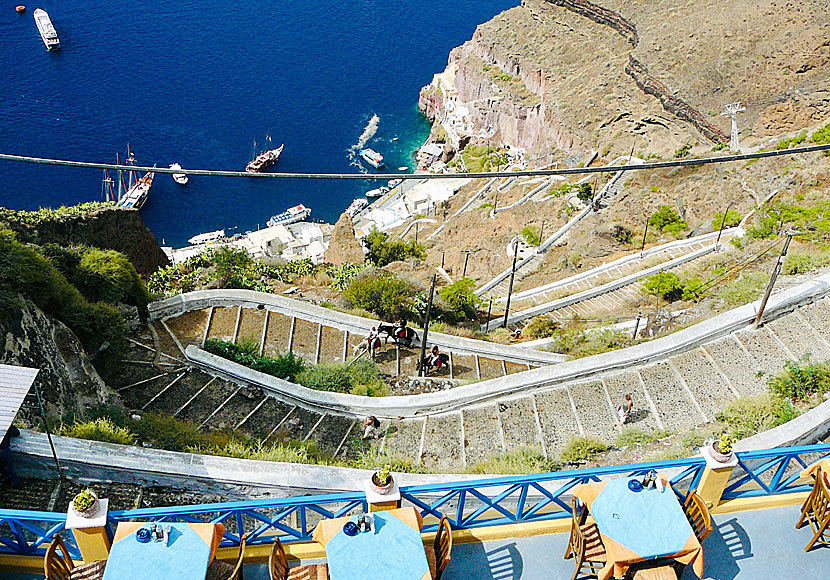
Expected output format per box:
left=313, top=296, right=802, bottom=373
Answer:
left=1, top=298, right=119, bottom=418
left=2, top=207, right=169, bottom=277
left=421, top=0, right=830, bottom=157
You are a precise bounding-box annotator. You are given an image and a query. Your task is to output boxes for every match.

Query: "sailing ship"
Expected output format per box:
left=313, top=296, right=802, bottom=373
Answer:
left=169, top=163, right=188, bottom=185
left=266, top=204, right=311, bottom=228
left=246, top=135, right=284, bottom=173
left=358, top=148, right=384, bottom=169
left=33, top=8, right=60, bottom=50
left=114, top=145, right=155, bottom=210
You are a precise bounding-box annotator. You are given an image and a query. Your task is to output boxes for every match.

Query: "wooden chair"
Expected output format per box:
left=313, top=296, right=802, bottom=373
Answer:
left=206, top=535, right=246, bottom=580
left=564, top=498, right=607, bottom=580
left=630, top=564, right=678, bottom=580
left=796, top=475, right=830, bottom=551
left=425, top=515, right=452, bottom=580
left=682, top=491, right=713, bottom=542
left=268, top=536, right=328, bottom=580
left=44, top=535, right=106, bottom=580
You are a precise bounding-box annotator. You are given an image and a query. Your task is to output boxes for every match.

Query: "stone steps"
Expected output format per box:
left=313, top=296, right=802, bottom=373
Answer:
left=131, top=294, right=830, bottom=474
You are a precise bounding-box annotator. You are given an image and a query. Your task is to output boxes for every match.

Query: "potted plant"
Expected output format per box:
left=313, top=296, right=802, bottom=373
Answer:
left=370, top=464, right=394, bottom=495
left=72, top=489, right=99, bottom=518
left=708, top=433, right=735, bottom=463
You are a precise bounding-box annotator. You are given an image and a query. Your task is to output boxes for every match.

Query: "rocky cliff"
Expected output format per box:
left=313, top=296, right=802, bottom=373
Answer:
left=1, top=298, right=120, bottom=419
left=0, top=206, right=169, bottom=277
left=420, top=0, right=830, bottom=158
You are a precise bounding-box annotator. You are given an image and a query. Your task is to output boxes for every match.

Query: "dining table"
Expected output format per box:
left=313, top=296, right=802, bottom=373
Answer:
left=102, top=522, right=225, bottom=580
left=572, top=476, right=704, bottom=580
left=312, top=507, right=430, bottom=580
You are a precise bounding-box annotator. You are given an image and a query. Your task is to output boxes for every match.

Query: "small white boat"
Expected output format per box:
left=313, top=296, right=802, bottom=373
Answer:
left=33, top=8, right=60, bottom=50
left=358, top=148, right=384, bottom=169
left=365, top=186, right=390, bottom=199
left=387, top=178, right=402, bottom=188
left=346, top=198, right=368, bottom=217
left=188, top=229, right=225, bottom=245
left=398, top=166, right=409, bottom=171
left=267, top=204, right=311, bottom=227
left=169, top=163, right=188, bottom=185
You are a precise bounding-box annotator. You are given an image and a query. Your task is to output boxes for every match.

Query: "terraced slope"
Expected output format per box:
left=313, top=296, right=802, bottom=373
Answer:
left=130, top=292, right=830, bottom=472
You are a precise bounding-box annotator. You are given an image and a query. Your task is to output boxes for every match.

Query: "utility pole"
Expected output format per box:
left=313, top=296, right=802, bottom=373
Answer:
left=486, top=296, right=494, bottom=327
left=418, top=274, right=437, bottom=377
left=754, top=232, right=793, bottom=328
left=502, top=241, right=520, bottom=329
left=640, top=218, right=650, bottom=259
left=539, top=220, right=545, bottom=243
left=462, top=250, right=471, bottom=278
left=715, top=200, right=736, bottom=253
left=34, top=382, right=65, bottom=483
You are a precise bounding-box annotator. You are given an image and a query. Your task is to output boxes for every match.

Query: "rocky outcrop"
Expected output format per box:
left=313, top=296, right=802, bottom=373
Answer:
left=0, top=297, right=120, bottom=419
left=1, top=207, right=169, bottom=276
left=323, top=213, right=365, bottom=265
left=625, top=56, right=728, bottom=144
left=547, top=0, right=637, bottom=47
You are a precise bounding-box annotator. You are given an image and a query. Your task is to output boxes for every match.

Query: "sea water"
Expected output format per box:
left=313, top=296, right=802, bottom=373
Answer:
left=0, top=0, right=515, bottom=246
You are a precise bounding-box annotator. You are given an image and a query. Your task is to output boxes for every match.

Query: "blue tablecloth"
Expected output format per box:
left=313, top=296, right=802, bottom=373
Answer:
left=591, top=477, right=694, bottom=560
left=102, top=523, right=212, bottom=580
left=324, top=512, right=430, bottom=580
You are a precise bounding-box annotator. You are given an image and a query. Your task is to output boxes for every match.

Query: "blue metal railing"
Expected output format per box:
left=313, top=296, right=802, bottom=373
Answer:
left=1, top=443, right=827, bottom=557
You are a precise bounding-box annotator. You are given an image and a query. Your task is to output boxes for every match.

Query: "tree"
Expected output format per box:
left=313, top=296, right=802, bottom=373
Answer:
left=437, top=278, right=481, bottom=322
left=364, top=229, right=426, bottom=267
left=712, top=209, right=742, bottom=230
left=649, top=205, right=687, bottom=233
left=576, top=183, right=593, bottom=205
left=642, top=271, right=684, bottom=302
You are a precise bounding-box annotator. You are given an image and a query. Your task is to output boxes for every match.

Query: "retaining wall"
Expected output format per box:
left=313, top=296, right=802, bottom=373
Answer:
left=184, top=274, right=830, bottom=418
left=149, top=290, right=568, bottom=366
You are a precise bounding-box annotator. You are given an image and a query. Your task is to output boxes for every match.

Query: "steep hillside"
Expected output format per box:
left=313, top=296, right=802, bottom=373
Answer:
left=421, top=0, right=830, bottom=158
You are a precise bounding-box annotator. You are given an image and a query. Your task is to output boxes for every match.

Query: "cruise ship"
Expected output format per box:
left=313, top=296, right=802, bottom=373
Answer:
left=33, top=8, right=60, bottom=50
left=266, top=204, right=311, bottom=228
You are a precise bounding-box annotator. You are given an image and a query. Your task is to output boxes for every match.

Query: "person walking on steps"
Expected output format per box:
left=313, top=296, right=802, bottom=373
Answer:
left=363, top=416, right=381, bottom=440
left=617, top=393, right=633, bottom=426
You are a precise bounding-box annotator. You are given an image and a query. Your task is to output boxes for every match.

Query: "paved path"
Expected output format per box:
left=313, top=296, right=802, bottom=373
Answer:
left=133, top=294, right=830, bottom=472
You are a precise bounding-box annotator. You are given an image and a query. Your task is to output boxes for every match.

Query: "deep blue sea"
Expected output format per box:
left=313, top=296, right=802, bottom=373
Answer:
left=0, top=0, right=515, bottom=246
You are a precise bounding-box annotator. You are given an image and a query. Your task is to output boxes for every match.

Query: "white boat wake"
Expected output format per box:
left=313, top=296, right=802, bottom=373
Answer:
left=348, top=113, right=380, bottom=170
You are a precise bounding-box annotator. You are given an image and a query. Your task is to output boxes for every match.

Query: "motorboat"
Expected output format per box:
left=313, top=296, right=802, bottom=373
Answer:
left=365, top=186, right=389, bottom=199
left=346, top=198, right=368, bottom=217
left=358, top=148, right=384, bottom=169
left=33, top=8, right=60, bottom=50
left=169, top=163, right=188, bottom=185
left=188, top=229, right=225, bottom=245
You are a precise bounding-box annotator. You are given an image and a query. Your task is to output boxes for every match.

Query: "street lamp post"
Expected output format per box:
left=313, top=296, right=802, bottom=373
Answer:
left=715, top=200, right=737, bottom=253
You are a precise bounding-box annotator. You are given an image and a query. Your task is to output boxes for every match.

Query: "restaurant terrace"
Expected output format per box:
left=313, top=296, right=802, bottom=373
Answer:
left=0, top=442, right=828, bottom=580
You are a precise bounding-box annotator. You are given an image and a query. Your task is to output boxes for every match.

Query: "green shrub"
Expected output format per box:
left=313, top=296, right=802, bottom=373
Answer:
left=560, top=436, right=609, bottom=462
left=525, top=316, right=560, bottom=339
left=576, top=183, right=593, bottom=204
left=0, top=202, right=114, bottom=227
left=775, top=131, right=807, bottom=150
left=681, top=277, right=705, bottom=301
left=190, top=439, right=326, bottom=464
left=767, top=355, right=830, bottom=402
left=296, top=359, right=385, bottom=395
left=343, top=271, right=422, bottom=321
left=649, top=206, right=687, bottom=234
left=811, top=122, right=830, bottom=156
left=63, top=300, right=128, bottom=355
left=466, top=447, right=560, bottom=474
left=521, top=225, right=541, bottom=246
left=782, top=250, right=830, bottom=275
left=325, top=263, right=367, bottom=290
left=437, top=278, right=481, bottom=323
left=62, top=418, right=135, bottom=445
left=612, top=225, right=633, bottom=244
left=349, top=451, right=426, bottom=473
left=712, top=209, right=742, bottom=231
left=642, top=271, right=684, bottom=302
left=711, top=142, right=728, bottom=152
left=745, top=200, right=830, bottom=242
left=72, top=248, right=150, bottom=310
left=718, top=272, right=767, bottom=307
left=614, top=428, right=673, bottom=448
left=364, top=229, right=426, bottom=267
left=716, top=394, right=799, bottom=439
left=674, top=143, right=692, bottom=158
left=204, top=338, right=305, bottom=382
left=127, top=412, right=236, bottom=452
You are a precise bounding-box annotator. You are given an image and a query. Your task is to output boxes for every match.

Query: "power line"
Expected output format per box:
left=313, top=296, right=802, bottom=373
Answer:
left=0, top=143, right=828, bottom=181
